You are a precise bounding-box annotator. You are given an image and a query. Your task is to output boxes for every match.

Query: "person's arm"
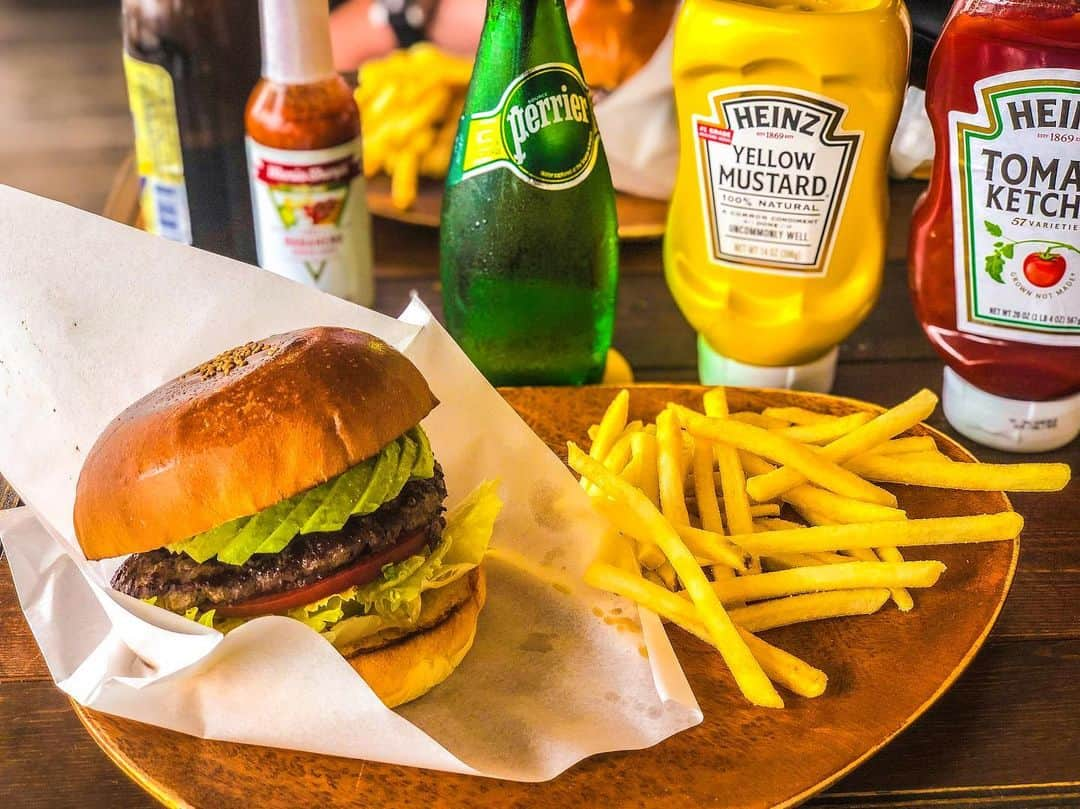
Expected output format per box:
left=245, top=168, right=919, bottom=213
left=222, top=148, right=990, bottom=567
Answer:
left=427, top=0, right=486, bottom=57
left=329, top=0, right=398, bottom=71
left=330, top=0, right=485, bottom=71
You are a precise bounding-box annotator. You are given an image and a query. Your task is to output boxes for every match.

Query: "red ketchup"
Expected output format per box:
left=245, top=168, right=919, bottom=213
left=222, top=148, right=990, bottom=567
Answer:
left=909, top=0, right=1080, bottom=452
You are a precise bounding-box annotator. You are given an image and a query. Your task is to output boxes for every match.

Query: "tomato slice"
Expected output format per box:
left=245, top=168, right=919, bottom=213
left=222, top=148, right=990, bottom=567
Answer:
left=215, top=530, right=430, bottom=618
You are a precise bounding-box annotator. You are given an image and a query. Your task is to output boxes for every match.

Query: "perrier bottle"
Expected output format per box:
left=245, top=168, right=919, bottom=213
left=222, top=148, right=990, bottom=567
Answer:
left=440, top=0, right=619, bottom=386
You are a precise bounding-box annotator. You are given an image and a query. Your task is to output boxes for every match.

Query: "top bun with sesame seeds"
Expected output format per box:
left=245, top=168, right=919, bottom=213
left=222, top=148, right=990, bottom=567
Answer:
left=73, top=327, right=437, bottom=560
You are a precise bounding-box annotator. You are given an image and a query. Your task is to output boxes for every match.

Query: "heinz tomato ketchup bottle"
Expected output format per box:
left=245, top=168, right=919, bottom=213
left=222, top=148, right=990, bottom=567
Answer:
left=909, top=0, right=1080, bottom=451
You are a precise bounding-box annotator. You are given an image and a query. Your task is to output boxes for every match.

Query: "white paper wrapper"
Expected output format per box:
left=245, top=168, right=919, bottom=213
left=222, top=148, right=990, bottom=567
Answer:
left=0, top=185, right=700, bottom=781
left=594, top=19, right=679, bottom=201
left=889, top=87, right=935, bottom=180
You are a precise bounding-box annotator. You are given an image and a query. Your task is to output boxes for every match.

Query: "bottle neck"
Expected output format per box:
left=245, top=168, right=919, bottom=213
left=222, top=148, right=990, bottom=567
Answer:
left=260, top=0, right=336, bottom=84
left=477, top=0, right=581, bottom=74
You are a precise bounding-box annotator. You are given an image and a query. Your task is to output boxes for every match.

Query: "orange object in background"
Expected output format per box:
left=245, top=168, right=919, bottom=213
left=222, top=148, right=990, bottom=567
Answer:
left=565, top=0, right=678, bottom=94
left=246, top=0, right=374, bottom=304
left=909, top=0, right=1080, bottom=451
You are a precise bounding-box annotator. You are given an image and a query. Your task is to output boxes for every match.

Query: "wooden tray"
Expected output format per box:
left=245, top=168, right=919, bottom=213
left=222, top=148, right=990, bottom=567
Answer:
left=104, top=156, right=669, bottom=240
left=0, top=385, right=1013, bottom=808
left=366, top=175, right=668, bottom=240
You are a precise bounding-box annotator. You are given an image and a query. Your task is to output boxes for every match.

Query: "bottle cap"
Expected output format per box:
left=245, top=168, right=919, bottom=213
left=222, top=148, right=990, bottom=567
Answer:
left=941, top=366, right=1080, bottom=453
left=260, top=0, right=336, bottom=84
left=697, top=335, right=837, bottom=393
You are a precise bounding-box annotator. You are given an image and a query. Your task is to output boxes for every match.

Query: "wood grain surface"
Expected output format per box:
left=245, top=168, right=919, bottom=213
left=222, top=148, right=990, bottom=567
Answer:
left=5, top=386, right=1017, bottom=809
left=1, top=1, right=1078, bottom=806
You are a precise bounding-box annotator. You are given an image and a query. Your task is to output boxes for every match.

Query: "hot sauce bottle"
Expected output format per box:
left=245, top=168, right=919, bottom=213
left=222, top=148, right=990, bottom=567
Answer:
left=909, top=0, right=1079, bottom=451
left=246, top=0, right=374, bottom=305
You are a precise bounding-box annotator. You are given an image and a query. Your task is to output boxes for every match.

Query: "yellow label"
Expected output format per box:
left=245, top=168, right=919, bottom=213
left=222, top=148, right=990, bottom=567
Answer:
left=461, top=116, right=504, bottom=173
left=664, top=0, right=909, bottom=368
left=123, top=52, right=191, bottom=243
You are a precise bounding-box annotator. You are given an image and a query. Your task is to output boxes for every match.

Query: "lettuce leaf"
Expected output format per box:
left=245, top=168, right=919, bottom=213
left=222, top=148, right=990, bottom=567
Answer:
left=167, top=426, right=435, bottom=566
left=163, top=480, right=502, bottom=644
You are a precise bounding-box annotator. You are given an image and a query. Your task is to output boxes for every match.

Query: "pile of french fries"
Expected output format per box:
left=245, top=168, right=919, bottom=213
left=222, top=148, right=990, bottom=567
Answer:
left=354, top=44, right=472, bottom=211
left=569, top=388, right=1071, bottom=708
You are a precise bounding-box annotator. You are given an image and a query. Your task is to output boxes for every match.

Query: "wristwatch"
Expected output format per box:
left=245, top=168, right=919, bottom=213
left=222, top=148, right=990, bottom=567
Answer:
left=370, top=0, right=431, bottom=48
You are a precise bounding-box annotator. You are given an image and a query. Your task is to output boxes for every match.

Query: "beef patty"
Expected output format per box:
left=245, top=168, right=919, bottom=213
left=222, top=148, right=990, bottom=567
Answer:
left=113, top=464, right=447, bottom=613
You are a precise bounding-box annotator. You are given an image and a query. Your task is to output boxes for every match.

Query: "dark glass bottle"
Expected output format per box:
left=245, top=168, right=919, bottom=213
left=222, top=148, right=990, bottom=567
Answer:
left=122, top=0, right=260, bottom=264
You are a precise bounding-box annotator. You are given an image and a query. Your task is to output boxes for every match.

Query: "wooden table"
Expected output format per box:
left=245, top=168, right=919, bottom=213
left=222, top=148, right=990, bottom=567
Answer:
left=2, top=183, right=1079, bottom=808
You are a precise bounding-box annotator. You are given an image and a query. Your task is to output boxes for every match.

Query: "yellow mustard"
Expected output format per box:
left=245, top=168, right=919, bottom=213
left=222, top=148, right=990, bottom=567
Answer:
left=664, top=0, right=910, bottom=389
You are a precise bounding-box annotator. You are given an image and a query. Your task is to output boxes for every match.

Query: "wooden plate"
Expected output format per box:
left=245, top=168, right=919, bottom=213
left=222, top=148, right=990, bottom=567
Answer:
left=103, top=157, right=669, bottom=240
left=349, top=175, right=669, bottom=240
left=10, top=385, right=1017, bottom=809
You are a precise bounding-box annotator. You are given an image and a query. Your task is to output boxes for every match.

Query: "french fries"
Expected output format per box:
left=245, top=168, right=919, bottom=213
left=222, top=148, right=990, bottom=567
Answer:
left=586, top=562, right=827, bottom=698
left=657, top=410, right=691, bottom=526
left=873, top=546, right=915, bottom=611
left=864, top=436, right=938, bottom=455
left=783, top=485, right=907, bottom=525
left=629, top=431, right=666, bottom=570
left=670, top=404, right=896, bottom=506
left=771, top=411, right=873, bottom=445
left=693, top=439, right=724, bottom=534
left=761, top=406, right=838, bottom=425
left=844, top=454, right=1071, bottom=492
left=573, top=386, right=1068, bottom=710
left=728, top=512, right=1023, bottom=555
left=704, top=389, right=758, bottom=578
left=730, top=411, right=790, bottom=429
left=675, top=525, right=752, bottom=571
left=745, top=389, right=939, bottom=502
left=569, top=444, right=783, bottom=708
left=729, top=589, right=892, bottom=632
left=697, top=560, right=945, bottom=604
left=355, top=44, right=472, bottom=210
left=581, top=389, right=628, bottom=493
left=845, top=546, right=914, bottom=611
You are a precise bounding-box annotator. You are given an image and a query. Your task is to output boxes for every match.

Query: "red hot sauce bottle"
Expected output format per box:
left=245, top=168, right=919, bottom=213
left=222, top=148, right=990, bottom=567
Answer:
left=245, top=0, right=374, bottom=305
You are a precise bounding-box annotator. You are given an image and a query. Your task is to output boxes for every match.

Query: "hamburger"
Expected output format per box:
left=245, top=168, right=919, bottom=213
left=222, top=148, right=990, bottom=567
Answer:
left=73, top=327, right=498, bottom=707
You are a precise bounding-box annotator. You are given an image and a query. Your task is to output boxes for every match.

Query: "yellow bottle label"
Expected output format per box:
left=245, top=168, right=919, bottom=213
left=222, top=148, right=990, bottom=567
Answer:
left=693, top=87, right=861, bottom=275
left=123, top=52, right=192, bottom=244
left=665, top=0, right=909, bottom=368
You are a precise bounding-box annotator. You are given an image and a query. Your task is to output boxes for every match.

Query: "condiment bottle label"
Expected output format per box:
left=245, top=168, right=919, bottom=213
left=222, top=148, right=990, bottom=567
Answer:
left=692, top=86, right=862, bottom=275
left=246, top=138, right=372, bottom=301
left=122, top=53, right=193, bottom=245
left=950, top=69, right=1080, bottom=347
left=453, top=62, right=600, bottom=190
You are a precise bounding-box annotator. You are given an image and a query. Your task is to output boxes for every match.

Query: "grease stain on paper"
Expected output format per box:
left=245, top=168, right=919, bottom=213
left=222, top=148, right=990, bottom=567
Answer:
left=520, top=631, right=558, bottom=653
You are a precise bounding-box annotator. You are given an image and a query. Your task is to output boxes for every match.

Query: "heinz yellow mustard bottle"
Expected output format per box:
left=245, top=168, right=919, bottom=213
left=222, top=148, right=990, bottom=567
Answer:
left=664, top=0, right=910, bottom=390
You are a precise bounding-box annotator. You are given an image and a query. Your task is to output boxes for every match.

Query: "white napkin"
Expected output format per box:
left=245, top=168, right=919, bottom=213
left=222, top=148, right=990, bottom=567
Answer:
left=594, top=20, right=679, bottom=201
left=889, top=86, right=935, bottom=179
left=0, top=185, right=700, bottom=781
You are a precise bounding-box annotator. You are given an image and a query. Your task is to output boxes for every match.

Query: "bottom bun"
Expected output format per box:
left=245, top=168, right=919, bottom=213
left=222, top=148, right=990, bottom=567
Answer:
left=343, top=567, right=486, bottom=708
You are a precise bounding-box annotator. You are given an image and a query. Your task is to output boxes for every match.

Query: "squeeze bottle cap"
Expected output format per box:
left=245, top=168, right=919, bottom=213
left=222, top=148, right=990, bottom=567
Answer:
left=941, top=366, right=1080, bottom=453
left=697, top=335, right=837, bottom=394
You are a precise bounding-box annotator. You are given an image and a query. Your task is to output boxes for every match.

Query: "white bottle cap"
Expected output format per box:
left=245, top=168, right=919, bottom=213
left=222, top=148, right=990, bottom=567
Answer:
left=260, top=0, right=336, bottom=85
left=697, top=334, right=838, bottom=393
left=942, top=366, right=1080, bottom=453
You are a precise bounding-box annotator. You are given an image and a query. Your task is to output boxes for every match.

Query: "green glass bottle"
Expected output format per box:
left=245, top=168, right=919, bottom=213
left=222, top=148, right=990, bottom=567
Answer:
left=440, top=0, right=619, bottom=386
